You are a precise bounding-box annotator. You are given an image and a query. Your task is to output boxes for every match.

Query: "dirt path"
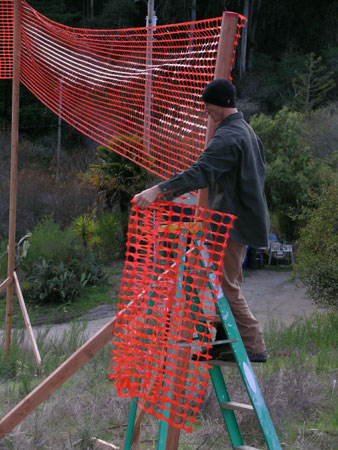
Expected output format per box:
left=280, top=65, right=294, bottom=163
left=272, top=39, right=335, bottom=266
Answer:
left=29, top=269, right=316, bottom=342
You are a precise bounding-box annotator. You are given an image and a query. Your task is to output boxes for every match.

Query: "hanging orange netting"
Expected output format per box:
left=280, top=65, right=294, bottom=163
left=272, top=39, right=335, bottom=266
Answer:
left=0, top=0, right=245, bottom=179
left=109, top=201, right=236, bottom=432
left=0, top=0, right=13, bottom=78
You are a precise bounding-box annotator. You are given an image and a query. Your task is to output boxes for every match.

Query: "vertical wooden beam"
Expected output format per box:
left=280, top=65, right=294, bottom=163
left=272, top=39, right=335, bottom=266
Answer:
left=197, top=11, right=239, bottom=209
left=166, top=11, right=240, bottom=449
left=5, top=0, right=21, bottom=355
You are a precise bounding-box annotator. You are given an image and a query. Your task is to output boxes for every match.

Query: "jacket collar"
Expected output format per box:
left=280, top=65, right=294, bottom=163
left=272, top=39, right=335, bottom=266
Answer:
left=216, top=112, right=244, bottom=130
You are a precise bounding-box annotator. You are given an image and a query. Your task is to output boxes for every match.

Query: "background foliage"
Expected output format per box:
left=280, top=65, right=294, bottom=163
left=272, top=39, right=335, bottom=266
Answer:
left=250, top=108, right=335, bottom=240
left=0, top=0, right=337, bottom=308
left=294, top=181, right=338, bottom=308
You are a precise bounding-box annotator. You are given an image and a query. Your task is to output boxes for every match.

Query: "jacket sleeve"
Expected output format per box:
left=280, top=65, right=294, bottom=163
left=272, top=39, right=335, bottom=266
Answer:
left=158, top=132, right=238, bottom=196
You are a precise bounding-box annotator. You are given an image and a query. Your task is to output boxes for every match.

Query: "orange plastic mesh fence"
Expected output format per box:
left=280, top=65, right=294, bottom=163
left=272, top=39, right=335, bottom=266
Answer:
left=109, top=200, right=236, bottom=432
left=0, top=0, right=246, bottom=179
left=0, top=0, right=13, bottom=78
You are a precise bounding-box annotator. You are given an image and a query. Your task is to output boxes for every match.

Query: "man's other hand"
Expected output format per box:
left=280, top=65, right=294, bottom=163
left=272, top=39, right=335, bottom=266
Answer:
left=134, top=185, right=161, bottom=209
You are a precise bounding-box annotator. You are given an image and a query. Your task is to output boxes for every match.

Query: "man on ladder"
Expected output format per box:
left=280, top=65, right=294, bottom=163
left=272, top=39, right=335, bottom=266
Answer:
left=134, top=78, right=269, bottom=363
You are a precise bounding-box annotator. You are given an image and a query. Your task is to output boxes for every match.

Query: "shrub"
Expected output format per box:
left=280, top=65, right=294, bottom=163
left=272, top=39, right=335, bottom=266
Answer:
left=88, top=137, right=153, bottom=242
left=21, top=216, right=77, bottom=270
left=72, top=214, right=97, bottom=249
left=72, top=211, right=125, bottom=260
left=96, top=211, right=124, bottom=259
left=250, top=107, right=334, bottom=240
left=26, top=258, right=82, bottom=303
left=293, top=181, right=338, bottom=308
left=21, top=217, right=106, bottom=304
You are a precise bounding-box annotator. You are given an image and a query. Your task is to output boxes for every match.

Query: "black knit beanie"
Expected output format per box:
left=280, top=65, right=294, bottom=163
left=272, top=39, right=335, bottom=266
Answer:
left=202, top=79, right=237, bottom=108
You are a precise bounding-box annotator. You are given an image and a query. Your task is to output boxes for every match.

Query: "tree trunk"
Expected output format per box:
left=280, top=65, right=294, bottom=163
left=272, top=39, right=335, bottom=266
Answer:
left=247, top=0, right=262, bottom=71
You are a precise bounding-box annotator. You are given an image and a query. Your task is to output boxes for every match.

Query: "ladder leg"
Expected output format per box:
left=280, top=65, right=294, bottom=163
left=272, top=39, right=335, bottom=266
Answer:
left=123, top=399, right=138, bottom=450
left=217, top=295, right=282, bottom=450
left=157, top=418, right=169, bottom=449
left=209, top=364, right=244, bottom=447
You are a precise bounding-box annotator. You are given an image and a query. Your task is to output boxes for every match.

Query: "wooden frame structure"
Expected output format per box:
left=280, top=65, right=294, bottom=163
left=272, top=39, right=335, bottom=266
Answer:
left=0, top=9, right=241, bottom=449
left=1, top=0, right=41, bottom=366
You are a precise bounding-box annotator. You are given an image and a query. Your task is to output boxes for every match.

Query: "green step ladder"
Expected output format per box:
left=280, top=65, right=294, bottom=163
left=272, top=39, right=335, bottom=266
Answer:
left=123, top=294, right=282, bottom=450
left=121, top=229, right=282, bottom=450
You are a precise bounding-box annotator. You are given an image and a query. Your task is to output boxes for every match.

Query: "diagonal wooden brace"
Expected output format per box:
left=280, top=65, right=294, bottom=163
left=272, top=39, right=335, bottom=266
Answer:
left=0, top=277, right=13, bottom=295
left=0, top=303, right=132, bottom=440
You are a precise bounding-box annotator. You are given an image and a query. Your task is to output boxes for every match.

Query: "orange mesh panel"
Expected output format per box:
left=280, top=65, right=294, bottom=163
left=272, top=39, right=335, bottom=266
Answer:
left=0, top=0, right=13, bottom=79
left=16, top=1, right=245, bottom=178
left=109, top=201, right=236, bottom=432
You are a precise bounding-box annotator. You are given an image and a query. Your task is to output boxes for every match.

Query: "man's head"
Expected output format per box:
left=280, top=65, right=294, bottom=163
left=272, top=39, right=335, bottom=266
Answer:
left=202, top=79, right=237, bottom=108
left=202, top=79, right=238, bottom=124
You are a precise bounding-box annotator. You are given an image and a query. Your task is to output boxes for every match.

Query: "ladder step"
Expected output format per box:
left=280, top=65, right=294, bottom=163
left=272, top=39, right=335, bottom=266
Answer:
left=234, top=446, right=260, bottom=450
left=221, top=401, right=254, bottom=413
left=209, top=360, right=237, bottom=367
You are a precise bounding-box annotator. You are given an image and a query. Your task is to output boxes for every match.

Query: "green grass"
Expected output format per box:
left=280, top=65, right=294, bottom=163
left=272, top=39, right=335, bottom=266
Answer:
left=263, top=310, right=338, bottom=371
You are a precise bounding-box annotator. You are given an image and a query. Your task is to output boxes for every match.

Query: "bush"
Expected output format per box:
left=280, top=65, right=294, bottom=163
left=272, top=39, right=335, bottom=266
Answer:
left=96, top=211, right=125, bottom=259
left=294, top=181, right=338, bottom=308
left=21, top=217, right=77, bottom=270
left=72, top=211, right=125, bottom=260
left=250, top=107, right=334, bottom=240
left=21, top=217, right=106, bottom=304
left=26, top=258, right=82, bottom=303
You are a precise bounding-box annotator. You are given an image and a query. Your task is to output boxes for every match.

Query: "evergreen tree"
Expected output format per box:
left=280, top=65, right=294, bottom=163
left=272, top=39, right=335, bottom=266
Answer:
left=293, top=52, right=336, bottom=112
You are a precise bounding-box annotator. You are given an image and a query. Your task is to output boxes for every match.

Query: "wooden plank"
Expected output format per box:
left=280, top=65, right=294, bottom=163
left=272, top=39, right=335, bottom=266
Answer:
left=13, top=272, right=41, bottom=366
left=0, top=304, right=132, bottom=440
left=221, top=401, right=254, bottom=413
left=166, top=11, right=240, bottom=449
left=92, top=437, right=119, bottom=449
left=234, top=446, right=259, bottom=450
left=196, top=10, right=240, bottom=210
left=209, top=360, right=237, bottom=367
left=5, top=0, right=21, bottom=356
left=0, top=277, right=13, bottom=295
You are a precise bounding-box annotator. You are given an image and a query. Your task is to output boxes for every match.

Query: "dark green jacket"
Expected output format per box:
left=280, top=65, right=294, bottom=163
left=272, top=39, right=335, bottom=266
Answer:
left=158, top=112, right=270, bottom=248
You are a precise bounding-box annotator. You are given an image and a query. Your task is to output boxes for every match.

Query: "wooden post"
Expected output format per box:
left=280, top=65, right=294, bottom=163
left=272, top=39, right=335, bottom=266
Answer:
left=166, top=11, right=240, bottom=449
left=196, top=11, right=239, bottom=209
left=13, top=272, right=41, bottom=366
left=5, top=0, right=21, bottom=355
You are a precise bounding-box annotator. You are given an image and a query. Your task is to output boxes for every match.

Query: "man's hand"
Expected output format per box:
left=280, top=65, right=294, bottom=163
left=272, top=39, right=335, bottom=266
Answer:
left=134, top=184, right=161, bottom=209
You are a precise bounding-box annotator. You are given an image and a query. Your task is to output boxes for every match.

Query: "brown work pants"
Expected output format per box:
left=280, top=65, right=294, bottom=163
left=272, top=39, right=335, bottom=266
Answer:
left=221, top=239, right=266, bottom=353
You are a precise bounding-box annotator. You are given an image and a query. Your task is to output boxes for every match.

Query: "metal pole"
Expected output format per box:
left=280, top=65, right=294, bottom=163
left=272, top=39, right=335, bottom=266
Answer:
left=56, top=78, right=63, bottom=179
left=5, top=0, right=21, bottom=355
left=239, top=0, right=249, bottom=79
left=143, top=0, right=157, bottom=154
left=189, top=0, right=197, bottom=52
left=191, top=0, right=196, bottom=21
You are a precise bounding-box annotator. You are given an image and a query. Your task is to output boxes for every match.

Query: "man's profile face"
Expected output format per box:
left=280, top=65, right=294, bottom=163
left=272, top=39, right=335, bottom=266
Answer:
left=204, top=102, right=224, bottom=124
